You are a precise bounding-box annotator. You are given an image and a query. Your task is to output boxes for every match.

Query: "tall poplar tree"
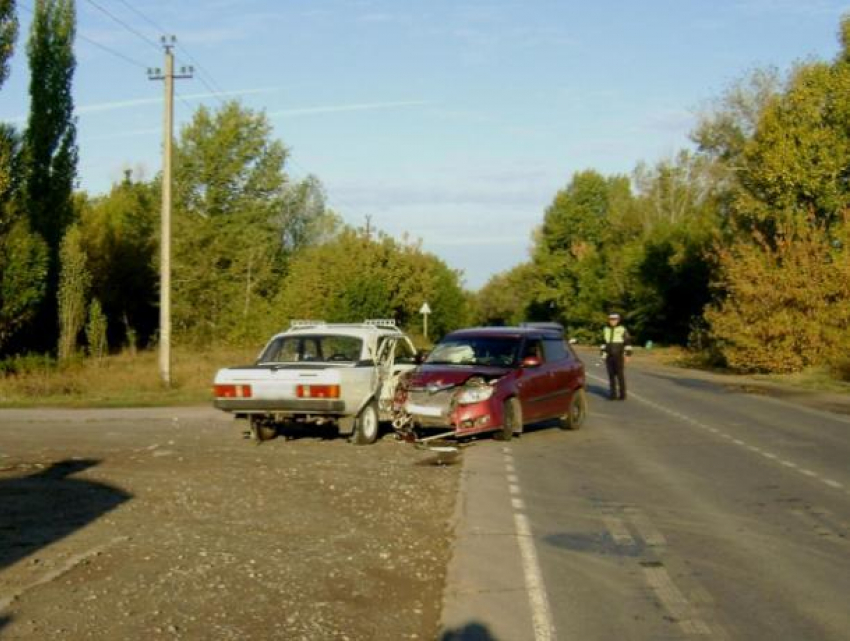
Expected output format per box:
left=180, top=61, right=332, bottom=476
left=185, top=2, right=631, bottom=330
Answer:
left=23, top=0, right=77, bottom=349
left=0, top=0, right=49, bottom=354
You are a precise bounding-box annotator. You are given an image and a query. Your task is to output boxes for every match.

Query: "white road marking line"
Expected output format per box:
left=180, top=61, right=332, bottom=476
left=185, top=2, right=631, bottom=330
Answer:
left=514, top=512, right=557, bottom=641
left=602, top=515, right=635, bottom=546
left=643, top=566, right=712, bottom=636
left=589, top=373, right=848, bottom=494
left=509, top=483, right=521, bottom=496
left=507, top=473, right=519, bottom=484
left=511, top=497, right=526, bottom=511
left=624, top=507, right=667, bottom=547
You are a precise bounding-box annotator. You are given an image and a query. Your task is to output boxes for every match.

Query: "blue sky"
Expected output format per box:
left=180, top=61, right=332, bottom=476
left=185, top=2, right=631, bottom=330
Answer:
left=1, top=0, right=848, bottom=289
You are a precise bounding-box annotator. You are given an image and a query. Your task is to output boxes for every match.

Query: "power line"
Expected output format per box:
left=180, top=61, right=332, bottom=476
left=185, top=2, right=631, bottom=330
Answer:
left=82, top=0, right=161, bottom=52
left=111, top=0, right=230, bottom=102
left=18, top=1, right=149, bottom=70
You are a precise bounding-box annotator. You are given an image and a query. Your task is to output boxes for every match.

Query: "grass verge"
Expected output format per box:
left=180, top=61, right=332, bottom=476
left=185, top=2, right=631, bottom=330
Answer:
left=0, top=347, right=255, bottom=408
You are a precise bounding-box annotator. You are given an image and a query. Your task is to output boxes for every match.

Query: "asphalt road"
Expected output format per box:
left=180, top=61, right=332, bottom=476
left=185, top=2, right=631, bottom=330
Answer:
left=441, top=358, right=850, bottom=640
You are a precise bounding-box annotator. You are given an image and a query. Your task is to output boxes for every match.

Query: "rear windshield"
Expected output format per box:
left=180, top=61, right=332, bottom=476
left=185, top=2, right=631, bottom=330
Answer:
left=258, top=335, right=363, bottom=364
left=426, top=336, right=520, bottom=367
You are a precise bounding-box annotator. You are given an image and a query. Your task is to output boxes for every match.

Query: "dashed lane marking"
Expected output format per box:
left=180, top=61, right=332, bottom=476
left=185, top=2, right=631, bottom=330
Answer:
left=624, top=507, right=667, bottom=547
left=643, top=566, right=712, bottom=636
left=586, top=372, right=846, bottom=495
left=602, top=515, right=635, bottom=546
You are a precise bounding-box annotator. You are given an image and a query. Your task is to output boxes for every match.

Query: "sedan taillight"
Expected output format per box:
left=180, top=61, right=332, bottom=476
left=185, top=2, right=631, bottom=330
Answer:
left=214, top=384, right=253, bottom=398
left=296, top=384, right=340, bottom=399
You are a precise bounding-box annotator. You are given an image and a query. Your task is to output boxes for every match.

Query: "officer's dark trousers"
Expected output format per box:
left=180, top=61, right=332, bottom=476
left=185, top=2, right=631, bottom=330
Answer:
left=606, top=354, right=626, bottom=400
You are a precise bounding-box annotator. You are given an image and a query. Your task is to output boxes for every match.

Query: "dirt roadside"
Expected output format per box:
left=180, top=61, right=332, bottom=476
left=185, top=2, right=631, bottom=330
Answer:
left=0, top=408, right=460, bottom=640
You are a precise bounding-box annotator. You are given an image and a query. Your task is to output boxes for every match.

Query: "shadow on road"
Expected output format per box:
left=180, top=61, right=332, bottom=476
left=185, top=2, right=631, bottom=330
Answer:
left=0, top=459, right=131, bottom=572
left=441, top=621, right=500, bottom=640
left=586, top=382, right=611, bottom=400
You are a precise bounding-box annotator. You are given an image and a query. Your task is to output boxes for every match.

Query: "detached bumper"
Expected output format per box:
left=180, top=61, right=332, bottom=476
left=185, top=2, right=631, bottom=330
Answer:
left=214, top=399, right=346, bottom=414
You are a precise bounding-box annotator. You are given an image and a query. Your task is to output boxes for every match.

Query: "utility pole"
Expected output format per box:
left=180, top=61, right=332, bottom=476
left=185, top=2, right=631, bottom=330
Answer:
left=148, top=37, right=192, bottom=386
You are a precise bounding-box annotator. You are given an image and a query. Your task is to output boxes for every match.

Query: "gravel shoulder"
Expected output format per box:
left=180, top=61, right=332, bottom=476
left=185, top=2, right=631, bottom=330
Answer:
left=0, top=408, right=459, bottom=640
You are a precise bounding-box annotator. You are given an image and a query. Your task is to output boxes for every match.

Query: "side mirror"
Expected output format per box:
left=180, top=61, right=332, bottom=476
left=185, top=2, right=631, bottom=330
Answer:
left=521, top=356, right=542, bottom=368
left=415, top=350, right=430, bottom=365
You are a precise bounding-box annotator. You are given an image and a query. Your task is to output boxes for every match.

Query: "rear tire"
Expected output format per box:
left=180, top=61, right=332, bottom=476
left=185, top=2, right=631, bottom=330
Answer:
left=495, top=398, right=521, bottom=441
left=561, top=388, right=587, bottom=430
left=352, top=401, right=380, bottom=445
left=250, top=417, right=277, bottom=442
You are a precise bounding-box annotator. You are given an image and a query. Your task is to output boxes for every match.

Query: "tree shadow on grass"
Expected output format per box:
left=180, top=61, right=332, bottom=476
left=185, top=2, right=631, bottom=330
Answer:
left=0, top=459, right=131, bottom=572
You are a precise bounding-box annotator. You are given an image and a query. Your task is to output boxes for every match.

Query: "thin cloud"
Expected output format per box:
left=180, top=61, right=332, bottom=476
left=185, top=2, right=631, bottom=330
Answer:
left=2, top=87, right=279, bottom=123
left=82, top=127, right=160, bottom=142
left=267, top=100, right=432, bottom=118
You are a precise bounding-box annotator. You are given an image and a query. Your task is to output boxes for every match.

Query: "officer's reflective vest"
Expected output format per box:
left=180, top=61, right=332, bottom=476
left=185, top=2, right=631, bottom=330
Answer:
left=603, top=326, right=627, bottom=344
left=602, top=326, right=629, bottom=357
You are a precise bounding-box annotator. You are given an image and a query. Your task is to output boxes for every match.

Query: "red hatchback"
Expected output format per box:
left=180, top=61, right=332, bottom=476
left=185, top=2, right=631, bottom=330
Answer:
left=392, top=325, right=586, bottom=442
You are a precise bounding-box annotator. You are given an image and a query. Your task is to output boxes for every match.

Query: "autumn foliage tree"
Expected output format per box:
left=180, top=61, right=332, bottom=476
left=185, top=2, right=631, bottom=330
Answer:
left=706, top=215, right=849, bottom=373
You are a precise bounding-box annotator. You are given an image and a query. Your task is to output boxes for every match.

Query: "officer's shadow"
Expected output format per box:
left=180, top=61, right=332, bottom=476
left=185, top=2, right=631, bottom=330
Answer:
left=0, top=459, right=131, bottom=573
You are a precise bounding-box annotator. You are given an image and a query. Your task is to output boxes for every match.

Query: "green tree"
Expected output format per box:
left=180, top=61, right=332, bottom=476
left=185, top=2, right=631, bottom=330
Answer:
left=532, top=170, right=635, bottom=338
left=0, top=217, right=48, bottom=351
left=473, top=263, right=541, bottom=326
left=172, top=101, right=336, bottom=345
left=274, top=229, right=468, bottom=341
left=0, top=4, right=50, bottom=355
left=85, top=297, right=107, bottom=360
left=56, top=224, right=89, bottom=360
left=22, top=0, right=77, bottom=351
left=78, top=174, right=158, bottom=348
left=0, top=0, right=17, bottom=87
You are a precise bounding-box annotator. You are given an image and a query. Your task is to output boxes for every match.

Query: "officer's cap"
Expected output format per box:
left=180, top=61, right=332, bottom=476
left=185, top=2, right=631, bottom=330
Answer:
left=608, top=313, right=620, bottom=320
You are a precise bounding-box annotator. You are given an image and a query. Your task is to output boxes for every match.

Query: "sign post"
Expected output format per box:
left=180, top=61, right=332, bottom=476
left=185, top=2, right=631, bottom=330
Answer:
left=419, top=302, right=432, bottom=341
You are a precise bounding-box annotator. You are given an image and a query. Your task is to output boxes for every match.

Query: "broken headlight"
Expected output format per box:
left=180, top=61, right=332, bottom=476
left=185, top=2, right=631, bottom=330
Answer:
left=456, top=386, right=494, bottom=405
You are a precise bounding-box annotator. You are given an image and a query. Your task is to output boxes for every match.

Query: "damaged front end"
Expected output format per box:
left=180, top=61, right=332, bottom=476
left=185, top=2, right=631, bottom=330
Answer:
left=392, top=374, right=503, bottom=443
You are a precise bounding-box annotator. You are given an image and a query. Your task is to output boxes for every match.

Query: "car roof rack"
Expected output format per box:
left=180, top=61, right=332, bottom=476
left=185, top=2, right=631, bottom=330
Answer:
left=290, top=320, right=327, bottom=328
left=364, top=319, right=397, bottom=328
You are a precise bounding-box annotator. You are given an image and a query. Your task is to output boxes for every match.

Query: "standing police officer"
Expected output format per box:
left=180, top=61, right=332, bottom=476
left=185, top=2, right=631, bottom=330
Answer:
left=601, top=313, right=631, bottom=400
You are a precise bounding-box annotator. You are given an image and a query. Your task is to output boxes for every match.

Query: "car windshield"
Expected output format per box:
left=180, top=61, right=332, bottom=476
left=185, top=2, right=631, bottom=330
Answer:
left=426, top=336, right=520, bottom=367
left=258, top=335, right=363, bottom=364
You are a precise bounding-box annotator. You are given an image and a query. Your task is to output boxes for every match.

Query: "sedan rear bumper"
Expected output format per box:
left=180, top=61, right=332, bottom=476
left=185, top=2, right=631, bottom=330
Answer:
left=214, top=399, right=346, bottom=414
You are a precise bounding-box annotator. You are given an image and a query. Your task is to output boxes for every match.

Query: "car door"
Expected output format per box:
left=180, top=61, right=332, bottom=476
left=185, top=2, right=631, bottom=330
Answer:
left=376, top=337, right=418, bottom=418
left=515, top=338, right=554, bottom=421
left=543, top=337, right=577, bottom=417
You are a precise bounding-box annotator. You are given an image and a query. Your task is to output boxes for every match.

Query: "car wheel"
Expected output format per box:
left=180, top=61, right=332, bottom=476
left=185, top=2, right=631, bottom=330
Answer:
left=495, top=398, right=521, bottom=441
left=561, top=388, right=587, bottom=430
left=250, top=417, right=277, bottom=442
left=352, top=401, right=380, bottom=445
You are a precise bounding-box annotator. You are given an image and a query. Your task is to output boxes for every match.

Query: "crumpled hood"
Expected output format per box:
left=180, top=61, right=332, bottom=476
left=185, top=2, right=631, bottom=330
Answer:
left=407, top=364, right=509, bottom=389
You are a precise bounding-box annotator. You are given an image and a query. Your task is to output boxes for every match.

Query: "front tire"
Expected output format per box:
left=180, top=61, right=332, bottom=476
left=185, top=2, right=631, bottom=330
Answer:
left=561, top=388, right=587, bottom=430
left=495, top=398, right=521, bottom=441
left=352, top=401, right=380, bottom=445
